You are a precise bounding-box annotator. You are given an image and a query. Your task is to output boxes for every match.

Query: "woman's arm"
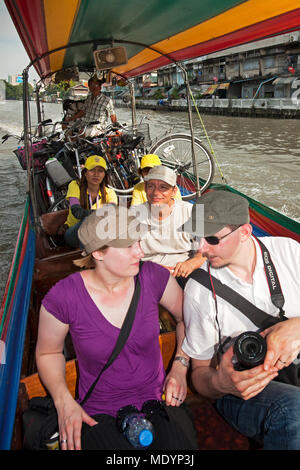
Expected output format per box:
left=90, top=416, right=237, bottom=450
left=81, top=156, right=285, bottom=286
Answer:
left=36, top=306, right=97, bottom=450
left=159, top=275, right=190, bottom=406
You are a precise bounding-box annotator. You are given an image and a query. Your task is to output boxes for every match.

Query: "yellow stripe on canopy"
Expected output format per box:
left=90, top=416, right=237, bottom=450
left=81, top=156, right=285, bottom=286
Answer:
left=43, top=0, right=81, bottom=74
left=115, top=0, right=298, bottom=75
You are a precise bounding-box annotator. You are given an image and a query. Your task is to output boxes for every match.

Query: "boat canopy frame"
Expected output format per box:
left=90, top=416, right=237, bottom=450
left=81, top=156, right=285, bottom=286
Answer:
left=22, top=36, right=202, bottom=222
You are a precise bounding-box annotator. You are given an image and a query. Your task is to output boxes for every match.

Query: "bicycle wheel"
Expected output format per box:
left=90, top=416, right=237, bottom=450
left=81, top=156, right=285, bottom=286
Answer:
left=149, top=134, right=215, bottom=199
left=48, top=194, right=69, bottom=212
left=107, top=159, right=142, bottom=194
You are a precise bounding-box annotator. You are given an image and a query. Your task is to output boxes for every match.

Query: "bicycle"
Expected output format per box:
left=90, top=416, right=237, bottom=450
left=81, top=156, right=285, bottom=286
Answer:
left=2, top=121, right=75, bottom=215
left=73, top=122, right=149, bottom=194
left=65, top=121, right=215, bottom=201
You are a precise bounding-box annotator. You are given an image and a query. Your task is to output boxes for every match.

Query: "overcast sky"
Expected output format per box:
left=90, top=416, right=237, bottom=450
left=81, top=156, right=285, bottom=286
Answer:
left=0, top=2, right=39, bottom=83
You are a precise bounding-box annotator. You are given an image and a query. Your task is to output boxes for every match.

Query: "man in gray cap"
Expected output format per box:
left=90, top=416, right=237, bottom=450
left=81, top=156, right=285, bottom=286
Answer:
left=181, top=189, right=300, bottom=450
left=129, top=165, right=206, bottom=285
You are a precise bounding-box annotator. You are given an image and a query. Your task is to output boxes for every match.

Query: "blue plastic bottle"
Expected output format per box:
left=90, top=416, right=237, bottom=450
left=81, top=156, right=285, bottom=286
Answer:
left=122, top=413, right=154, bottom=449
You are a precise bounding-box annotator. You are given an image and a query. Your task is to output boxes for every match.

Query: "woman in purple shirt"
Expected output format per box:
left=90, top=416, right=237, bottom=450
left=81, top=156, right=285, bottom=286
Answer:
left=36, top=206, right=197, bottom=450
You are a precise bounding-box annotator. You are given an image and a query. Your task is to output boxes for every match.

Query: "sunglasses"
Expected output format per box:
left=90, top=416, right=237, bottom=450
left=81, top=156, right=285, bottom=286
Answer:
left=116, top=400, right=169, bottom=429
left=204, top=225, right=241, bottom=245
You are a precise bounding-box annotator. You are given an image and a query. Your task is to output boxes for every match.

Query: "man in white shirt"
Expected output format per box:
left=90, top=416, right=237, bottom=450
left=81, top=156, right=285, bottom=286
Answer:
left=181, top=190, right=300, bottom=450
left=129, top=166, right=206, bottom=284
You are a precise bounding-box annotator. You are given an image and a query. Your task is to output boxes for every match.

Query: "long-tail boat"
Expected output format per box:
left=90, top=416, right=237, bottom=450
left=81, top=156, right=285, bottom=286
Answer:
left=1, top=0, right=299, bottom=450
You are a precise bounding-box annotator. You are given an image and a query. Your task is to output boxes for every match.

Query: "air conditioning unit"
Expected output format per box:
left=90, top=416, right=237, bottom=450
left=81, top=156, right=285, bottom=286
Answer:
left=93, top=47, right=128, bottom=70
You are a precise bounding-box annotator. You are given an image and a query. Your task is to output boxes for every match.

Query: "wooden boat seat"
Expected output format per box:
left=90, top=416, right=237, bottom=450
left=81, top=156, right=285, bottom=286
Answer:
left=12, top=331, right=250, bottom=450
left=40, top=209, right=68, bottom=236
left=35, top=209, right=74, bottom=259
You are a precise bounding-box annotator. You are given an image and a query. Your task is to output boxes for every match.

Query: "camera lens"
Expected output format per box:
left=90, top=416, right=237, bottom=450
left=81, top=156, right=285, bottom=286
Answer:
left=233, top=331, right=267, bottom=369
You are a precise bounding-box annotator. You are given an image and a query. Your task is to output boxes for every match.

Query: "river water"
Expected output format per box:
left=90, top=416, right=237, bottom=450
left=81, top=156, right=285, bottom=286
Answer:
left=0, top=100, right=299, bottom=299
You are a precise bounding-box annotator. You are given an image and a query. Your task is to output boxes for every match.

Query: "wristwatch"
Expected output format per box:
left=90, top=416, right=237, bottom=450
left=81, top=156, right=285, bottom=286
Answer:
left=174, top=356, right=190, bottom=368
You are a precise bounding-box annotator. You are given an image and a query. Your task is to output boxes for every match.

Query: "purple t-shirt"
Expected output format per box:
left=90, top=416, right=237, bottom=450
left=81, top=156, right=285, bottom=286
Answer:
left=42, top=261, right=170, bottom=417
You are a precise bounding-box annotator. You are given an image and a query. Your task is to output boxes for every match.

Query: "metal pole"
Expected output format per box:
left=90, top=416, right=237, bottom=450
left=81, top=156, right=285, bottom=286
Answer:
left=22, top=68, right=39, bottom=223
left=128, top=80, right=137, bottom=131
left=180, top=65, right=201, bottom=197
left=35, top=84, right=43, bottom=137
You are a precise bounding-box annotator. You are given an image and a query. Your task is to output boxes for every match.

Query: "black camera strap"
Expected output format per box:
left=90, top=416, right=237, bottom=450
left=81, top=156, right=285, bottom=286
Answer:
left=80, top=264, right=142, bottom=407
left=189, top=238, right=288, bottom=332
left=255, top=237, right=285, bottom=318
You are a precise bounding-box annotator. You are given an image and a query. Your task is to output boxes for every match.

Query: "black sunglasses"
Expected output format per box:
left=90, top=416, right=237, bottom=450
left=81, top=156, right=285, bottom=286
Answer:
left=204, top=226, right=241, bottom=245
left=116, top=400, right=169, bottom=427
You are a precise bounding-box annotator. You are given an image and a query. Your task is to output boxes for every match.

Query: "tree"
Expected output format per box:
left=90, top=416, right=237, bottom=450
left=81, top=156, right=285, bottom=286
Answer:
left=43, top=80, right=76, bottom=100
left=4, top=81, right=33, bottom=100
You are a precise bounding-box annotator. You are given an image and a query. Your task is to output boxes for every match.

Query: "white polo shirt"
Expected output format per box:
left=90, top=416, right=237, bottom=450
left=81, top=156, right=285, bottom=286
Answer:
left=129, top=200, right=197, bottom=266
left=182, top=236, right=300, bottom=360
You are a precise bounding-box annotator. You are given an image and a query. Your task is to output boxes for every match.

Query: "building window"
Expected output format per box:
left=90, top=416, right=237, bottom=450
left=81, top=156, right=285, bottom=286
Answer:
left=244, top=59, right=259, bottom=71
left=264, top=56, right=275, bottom=68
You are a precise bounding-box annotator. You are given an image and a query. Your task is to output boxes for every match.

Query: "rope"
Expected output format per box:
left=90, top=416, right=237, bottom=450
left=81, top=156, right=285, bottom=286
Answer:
left=188, top=87, right=227, bottom=183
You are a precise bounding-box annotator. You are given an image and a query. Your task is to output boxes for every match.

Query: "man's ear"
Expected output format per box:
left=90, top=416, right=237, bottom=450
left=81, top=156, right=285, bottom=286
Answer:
left=171, top=186, right=177, bottom=197
left=240, top=223, right=253, bottom=241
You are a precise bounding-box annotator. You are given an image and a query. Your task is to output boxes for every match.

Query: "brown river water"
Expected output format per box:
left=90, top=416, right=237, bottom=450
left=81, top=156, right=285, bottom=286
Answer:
left=0, top=100, right=299, bottom=299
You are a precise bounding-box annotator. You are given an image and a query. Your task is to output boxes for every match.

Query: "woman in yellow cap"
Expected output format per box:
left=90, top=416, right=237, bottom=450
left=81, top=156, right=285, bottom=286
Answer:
left=64, top=155, right=118, bottom=248
left=131, top=154, right=182, bottom=206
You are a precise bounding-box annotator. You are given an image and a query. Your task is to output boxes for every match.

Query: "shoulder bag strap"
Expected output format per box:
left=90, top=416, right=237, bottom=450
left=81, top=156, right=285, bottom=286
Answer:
left=189, top=268, right=287, bottom=330
left=80, top=263, right=143, bottom=407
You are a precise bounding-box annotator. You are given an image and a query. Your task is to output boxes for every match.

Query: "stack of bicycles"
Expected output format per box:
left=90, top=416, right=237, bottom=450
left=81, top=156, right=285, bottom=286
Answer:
left=2, top=117, right=215, bottom=214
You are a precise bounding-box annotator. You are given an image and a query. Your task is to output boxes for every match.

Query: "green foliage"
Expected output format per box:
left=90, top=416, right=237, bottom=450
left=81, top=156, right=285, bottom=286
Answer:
left=170, top=88, right=180, bottom=100
left=4, top=81, right=33, bottom=100
left=153, top=90, right=165, bottom=100
left=42, top=80, right=76, bottom=99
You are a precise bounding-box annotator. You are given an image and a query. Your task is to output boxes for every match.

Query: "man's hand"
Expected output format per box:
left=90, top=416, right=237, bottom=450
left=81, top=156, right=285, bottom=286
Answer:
left=214, top=345, right=278, bottom=401
left=260, top=318, right=300, bottom=372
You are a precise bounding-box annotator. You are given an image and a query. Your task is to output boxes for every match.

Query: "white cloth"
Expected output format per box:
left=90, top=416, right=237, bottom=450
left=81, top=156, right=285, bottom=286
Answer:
left=182, top=236, right=300, bottom=360
left=129, top=200, right=197, bottom=266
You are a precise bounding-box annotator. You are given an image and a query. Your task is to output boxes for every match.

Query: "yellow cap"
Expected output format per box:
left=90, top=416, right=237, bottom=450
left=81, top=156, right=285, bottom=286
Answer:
left=140, top=154, right=161, bottom=170
left=84, top=155, right=107, bottom=171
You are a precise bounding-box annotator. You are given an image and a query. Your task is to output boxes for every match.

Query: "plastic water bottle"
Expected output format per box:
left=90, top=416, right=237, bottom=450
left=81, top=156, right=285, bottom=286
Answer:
left=121, top=413, right=154, bottom=449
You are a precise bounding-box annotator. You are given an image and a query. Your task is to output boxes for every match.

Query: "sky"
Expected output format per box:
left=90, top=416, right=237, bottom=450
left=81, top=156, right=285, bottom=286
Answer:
left=0, top=2, right=39, bottom=84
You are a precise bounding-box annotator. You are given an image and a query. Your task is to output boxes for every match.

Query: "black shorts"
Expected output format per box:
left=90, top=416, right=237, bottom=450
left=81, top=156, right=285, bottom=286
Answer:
left=81, top=403, right=198, bottom=450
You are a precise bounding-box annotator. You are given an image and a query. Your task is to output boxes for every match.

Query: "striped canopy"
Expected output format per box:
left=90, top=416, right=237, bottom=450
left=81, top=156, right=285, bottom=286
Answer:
left=5, top=0, right=300, bottom=79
